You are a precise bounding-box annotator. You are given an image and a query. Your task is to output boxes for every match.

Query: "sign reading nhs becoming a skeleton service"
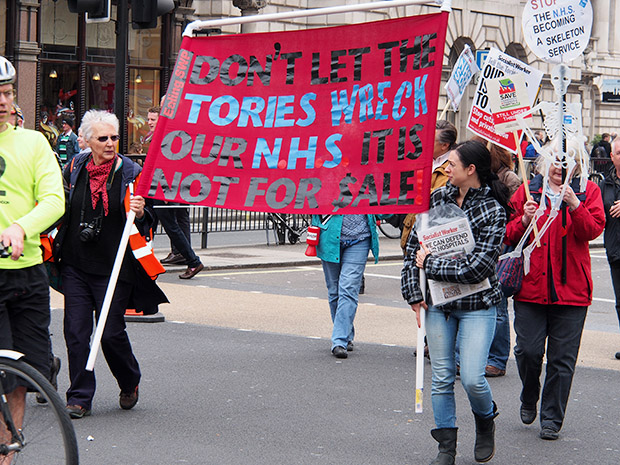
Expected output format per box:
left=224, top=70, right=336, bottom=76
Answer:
left=522, top=0, right=593, bottom=64
left=137, top=13, right=449, bottom=214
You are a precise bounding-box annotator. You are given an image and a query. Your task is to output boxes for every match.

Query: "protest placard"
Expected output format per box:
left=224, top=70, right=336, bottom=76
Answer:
left=487, top=74, right=532, bottom=134
left=445, top=44, right=479, bottom=112
left=466, top=48, right=543, bottom=153
left=522, top=0, right=593, bottom=64
left=419, top=218, right=490, bottom=306
left=137, top=13, right=448, bottom=214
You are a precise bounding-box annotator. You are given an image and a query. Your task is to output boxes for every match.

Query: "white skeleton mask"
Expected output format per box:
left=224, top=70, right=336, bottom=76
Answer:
left=551, top=64, right=570, bottom=96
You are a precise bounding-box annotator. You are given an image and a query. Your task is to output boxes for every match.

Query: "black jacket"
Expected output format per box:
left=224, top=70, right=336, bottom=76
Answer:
left=601, top=165, right=620, bottom=263
left=54, top=152, right=168, bottom=314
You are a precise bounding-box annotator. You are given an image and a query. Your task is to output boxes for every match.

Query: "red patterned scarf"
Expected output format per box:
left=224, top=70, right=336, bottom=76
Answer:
left=85, top=156, right=115, bottom=216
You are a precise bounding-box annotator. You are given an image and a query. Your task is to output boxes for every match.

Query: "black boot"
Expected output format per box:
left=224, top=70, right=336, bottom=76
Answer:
left=429, top=428, right=457, bottom=465
left=473, top=402, right=498, bottom=463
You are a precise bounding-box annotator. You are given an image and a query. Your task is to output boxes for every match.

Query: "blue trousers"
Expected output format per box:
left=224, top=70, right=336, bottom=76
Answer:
left=487, top=294, right=510, bottom=370
left=321, top=238, right=370, bottom=350
left=426, top=305, right=497, bottom=428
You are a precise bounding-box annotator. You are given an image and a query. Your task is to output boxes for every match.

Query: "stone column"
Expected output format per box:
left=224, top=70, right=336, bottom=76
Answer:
left=233, top=0, right=267, bottom=34
left=171, top=1, right=197, bottom=63
left=592, top=0, right=610, bottom=57
left=14, top=0, right=41, bottom=129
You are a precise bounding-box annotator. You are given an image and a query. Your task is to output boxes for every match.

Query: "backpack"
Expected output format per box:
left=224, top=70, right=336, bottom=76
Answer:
left=592, top=144, right=607, bottom=159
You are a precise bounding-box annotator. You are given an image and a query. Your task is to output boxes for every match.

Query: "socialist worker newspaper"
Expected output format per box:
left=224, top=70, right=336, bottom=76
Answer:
left=419, top=217, right=490, bottom=306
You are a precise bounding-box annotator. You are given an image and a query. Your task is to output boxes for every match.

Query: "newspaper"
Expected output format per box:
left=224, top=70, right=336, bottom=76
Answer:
left=419, top=217, right=491, bottom=306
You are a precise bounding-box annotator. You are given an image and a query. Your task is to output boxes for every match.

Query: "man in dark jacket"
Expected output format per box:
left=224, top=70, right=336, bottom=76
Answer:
left=56, top=116, right=80, bottom=167
left=591, top=133, right=612, bottom=158
left=601, top=136, right=620, bottom=359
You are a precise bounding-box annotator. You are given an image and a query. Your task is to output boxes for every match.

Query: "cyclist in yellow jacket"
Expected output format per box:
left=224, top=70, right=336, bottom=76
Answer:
left=0, top=55, right=65, bottom=432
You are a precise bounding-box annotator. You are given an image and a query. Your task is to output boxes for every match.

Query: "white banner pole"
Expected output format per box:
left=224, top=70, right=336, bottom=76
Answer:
left=415, top=213, right=428, bottom=413
left=184, top=0, right=447, bottom=36
left=85, top=210, right=136, bottom=372
left=415, top=289, right=426, bottom=413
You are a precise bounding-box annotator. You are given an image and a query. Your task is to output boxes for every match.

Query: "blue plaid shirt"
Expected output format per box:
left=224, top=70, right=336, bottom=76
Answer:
left=401, top=183, right=507, bottom=312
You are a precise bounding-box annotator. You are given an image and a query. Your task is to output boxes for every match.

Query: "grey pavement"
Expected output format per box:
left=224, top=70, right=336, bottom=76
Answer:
left=154, top=232, right=605, bottom=272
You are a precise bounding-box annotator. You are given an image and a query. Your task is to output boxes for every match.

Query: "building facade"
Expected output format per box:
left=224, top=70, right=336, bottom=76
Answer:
left=1, top=0, right=619, bottom=151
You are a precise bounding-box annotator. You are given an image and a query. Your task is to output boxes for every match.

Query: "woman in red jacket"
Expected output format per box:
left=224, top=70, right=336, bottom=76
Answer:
left=505, top=145, right=605, bottom=441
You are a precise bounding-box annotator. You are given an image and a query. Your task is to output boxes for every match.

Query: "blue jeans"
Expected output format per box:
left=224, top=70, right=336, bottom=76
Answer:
left=321, top=238, right=370, bottom=350
left=426, top=305, right=497, bottom=428
left=487, top=294, right=510, bottom=370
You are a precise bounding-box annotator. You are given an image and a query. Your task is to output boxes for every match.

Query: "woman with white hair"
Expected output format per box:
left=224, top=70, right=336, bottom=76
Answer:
left=53, top=110, right=167, bottom=419
left=505, top=139, right=605, bottom=440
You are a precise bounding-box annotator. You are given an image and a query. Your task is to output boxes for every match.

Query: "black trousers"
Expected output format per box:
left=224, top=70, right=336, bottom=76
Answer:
left=171, top=207, right=191, bottom=255
left=608, top=260, right=620, bottom=330
left=0, top=265, right=51, bottom=379
left=513, top=301, right=587, bottom=432
left=62, top=265, right=141, bottom=409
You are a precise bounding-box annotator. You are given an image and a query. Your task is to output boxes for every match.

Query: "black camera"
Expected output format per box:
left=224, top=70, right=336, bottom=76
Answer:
left=79, top=216, right=102, bottom=243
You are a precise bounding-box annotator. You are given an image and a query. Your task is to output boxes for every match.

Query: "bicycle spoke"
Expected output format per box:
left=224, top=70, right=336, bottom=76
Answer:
left=0, top=360, right=78, bottom=464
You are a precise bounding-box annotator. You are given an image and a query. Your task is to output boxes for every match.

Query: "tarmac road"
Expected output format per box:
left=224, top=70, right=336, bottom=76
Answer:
left=46, top=235, right=620, bottom=464
left=46, top=312, right=620, bottom=464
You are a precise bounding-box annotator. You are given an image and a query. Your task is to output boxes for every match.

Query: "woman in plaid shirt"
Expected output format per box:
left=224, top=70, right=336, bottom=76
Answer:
left=401, top=140, right=511, bottom=465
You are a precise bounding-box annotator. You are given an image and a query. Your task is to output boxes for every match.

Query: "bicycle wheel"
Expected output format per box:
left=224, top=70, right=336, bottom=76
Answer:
left=0, top=358, right=78, bottom=464
left=377, top=221, right=401, bottom=239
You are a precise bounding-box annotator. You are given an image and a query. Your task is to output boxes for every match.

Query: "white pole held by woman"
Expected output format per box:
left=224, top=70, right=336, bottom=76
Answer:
left=415, top=212, right=428, bottom=413
left=85, top=188, right=137, bottom=372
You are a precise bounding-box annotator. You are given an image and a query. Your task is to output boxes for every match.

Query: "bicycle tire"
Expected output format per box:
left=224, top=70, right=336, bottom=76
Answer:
left=0, top=357, right=79, bottom=464
left=377, top=221, right=401, bottom=239
left=288, top=231, right=299, bottom=244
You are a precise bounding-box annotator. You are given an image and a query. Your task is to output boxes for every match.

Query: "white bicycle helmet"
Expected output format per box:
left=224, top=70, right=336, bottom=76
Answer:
left=0, top=56, right=16, bottom=85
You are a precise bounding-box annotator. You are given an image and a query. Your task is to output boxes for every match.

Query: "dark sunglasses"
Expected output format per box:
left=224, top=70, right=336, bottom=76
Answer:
left=96, top=135, right=120, bottom=143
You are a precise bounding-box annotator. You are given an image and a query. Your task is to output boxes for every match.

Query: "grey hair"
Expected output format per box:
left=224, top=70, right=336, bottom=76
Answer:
left=79, top=110, right=119, bottom=141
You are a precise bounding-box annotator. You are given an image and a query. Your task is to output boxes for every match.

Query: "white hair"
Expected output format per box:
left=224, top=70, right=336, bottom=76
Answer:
left=536, top=136, right=589, bottom=178
left=79, top=110, right=119, bottom=141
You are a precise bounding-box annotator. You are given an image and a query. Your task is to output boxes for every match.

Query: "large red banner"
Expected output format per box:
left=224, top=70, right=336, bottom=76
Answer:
left=137, top=13, right=448, bottom=214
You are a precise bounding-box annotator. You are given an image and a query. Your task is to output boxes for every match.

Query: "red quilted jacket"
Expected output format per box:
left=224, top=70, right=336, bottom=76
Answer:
left=505, top=176, right=605, bottom=306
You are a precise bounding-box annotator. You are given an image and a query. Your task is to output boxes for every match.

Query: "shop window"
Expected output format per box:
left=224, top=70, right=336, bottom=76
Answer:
left=41, top=0, right=79, bottom=60
left=129, top=20, right=162, bottom=67
left=86, top=4, right=117, bottom=62
left=87, top=66, right=116, bottom=113
left=127, top=69, right=161, bottom=155
left=39, top=63, right=79, bottom=149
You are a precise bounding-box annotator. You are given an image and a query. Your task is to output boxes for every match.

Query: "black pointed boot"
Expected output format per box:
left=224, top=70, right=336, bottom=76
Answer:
left=473, top=402, right=499, bottom=463
left=429, top=427, right=457, bottom=465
